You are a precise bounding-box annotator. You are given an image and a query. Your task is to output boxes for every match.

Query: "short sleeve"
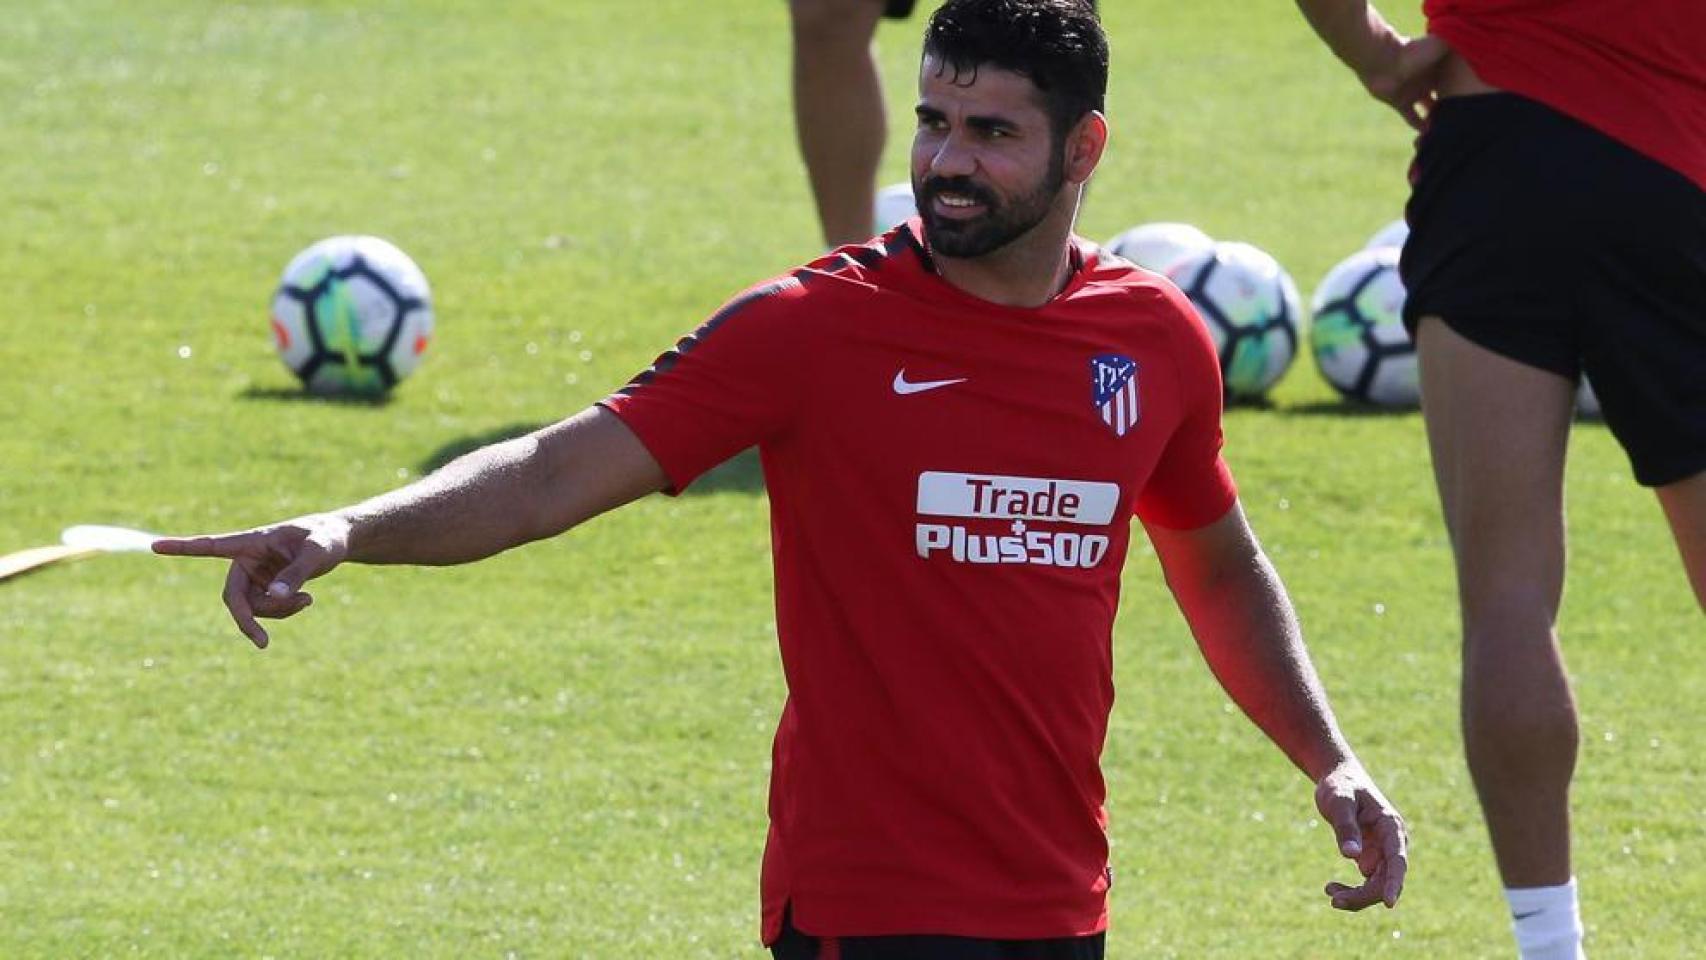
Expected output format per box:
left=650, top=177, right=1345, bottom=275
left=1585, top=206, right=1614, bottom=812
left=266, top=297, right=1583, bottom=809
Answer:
left=1132, top=284, right=1238, bottom=530
left=599, top=275, right=809, bottom=493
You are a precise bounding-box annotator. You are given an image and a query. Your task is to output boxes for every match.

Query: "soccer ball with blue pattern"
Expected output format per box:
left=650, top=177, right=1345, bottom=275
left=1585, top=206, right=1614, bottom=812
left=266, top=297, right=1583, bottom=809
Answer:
left=1310, top=247, right=1418, bottom=407
left=270, top=236, right=434, bottom=396
left=1166, top=241, right=1304, bottom=401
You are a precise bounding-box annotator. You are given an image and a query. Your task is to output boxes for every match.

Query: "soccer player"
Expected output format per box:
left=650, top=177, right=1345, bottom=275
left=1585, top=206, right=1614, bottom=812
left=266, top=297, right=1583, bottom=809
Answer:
left=1295, top=2, right=1706, bottom=958
left=160, top=1, right=1407, bottom=954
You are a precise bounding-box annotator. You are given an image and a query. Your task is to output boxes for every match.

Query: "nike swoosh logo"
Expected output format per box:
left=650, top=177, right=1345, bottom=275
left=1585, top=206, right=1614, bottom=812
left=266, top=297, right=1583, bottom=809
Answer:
left=893, top=370, right=967, bottom=395
left=1512, top=910, right=1544, bottom=921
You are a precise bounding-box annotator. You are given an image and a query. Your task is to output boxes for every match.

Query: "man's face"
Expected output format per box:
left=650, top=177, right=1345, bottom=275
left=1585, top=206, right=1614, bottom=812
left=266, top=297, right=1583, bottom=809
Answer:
left=911, top=55, right=1067, bottom=258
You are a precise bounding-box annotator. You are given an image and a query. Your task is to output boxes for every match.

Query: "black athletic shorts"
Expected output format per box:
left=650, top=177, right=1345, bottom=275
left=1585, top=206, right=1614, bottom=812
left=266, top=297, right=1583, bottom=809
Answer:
left=770, top=911, right=1105, bottom=960
left=1401, top=92, right=1706, bottom=487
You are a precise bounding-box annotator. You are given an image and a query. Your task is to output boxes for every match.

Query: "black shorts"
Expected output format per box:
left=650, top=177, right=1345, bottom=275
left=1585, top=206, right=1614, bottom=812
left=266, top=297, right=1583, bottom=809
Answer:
left=770, top=912, right=1105, bottom=960
left=1401, top=93, right=1706, bottom=487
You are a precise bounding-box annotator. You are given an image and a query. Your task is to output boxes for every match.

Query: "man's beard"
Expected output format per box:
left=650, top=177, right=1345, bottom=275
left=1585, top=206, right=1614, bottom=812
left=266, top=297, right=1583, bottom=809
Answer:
left=914, top=152, right=1066, bottom=259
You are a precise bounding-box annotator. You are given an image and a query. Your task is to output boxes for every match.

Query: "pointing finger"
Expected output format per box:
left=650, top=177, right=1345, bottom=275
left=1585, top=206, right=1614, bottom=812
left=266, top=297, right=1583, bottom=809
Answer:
left=153, top=531, right=267, bottom=559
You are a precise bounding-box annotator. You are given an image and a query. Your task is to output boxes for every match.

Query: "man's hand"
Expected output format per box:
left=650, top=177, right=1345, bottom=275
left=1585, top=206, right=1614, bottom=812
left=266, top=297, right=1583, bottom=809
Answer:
left=1356, top=31, right=1451, bottom=131
left=1296, top=1, right=1452, bottom=130
left=153, top=514, right=352, bottom=650
left=1315, top=760, right=1408, bottom=910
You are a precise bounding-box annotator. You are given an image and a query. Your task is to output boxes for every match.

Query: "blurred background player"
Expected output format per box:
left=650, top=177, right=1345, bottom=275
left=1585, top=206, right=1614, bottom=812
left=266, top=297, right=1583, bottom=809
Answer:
left=1296, top=2, right=1706, bottom=958
left=788, top=0, right=1093, bottom=249
left=789, top=0, right=901, bottom=248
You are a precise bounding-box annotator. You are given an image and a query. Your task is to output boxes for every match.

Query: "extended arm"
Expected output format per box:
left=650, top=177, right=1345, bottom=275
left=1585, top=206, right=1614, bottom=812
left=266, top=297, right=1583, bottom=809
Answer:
left=338, top=405, right=664, bottom=565
left=1145, top=501, right=1407, bottom=909
left=155, top=405, right=666, bottom=647
left=1294, top=0, right=1450, bottom=130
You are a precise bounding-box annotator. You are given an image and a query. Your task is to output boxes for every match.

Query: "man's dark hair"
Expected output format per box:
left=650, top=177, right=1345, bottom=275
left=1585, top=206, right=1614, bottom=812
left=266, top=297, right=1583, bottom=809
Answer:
left=922, top=0, right=1108, bottom=141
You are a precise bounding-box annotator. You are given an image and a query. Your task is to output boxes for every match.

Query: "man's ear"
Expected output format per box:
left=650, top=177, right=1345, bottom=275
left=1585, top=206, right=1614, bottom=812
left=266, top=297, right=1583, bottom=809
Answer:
left=1064, top=111, right=1109, bottom=184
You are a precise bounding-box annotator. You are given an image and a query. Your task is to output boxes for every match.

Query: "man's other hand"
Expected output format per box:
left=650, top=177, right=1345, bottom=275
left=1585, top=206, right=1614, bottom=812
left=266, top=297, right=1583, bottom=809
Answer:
left=1315, top=760, right=1409, bottom=910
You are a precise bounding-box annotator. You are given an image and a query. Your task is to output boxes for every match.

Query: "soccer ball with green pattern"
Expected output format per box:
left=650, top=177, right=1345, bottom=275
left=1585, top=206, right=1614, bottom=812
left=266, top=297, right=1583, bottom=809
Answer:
left=270, top=236, right=434, bottom=395
left=1309, top=247, right=1418, bottom=407
left=1106, top=221, right=1214, bottom=275
left=1166, top=241, right=1304, bottom=401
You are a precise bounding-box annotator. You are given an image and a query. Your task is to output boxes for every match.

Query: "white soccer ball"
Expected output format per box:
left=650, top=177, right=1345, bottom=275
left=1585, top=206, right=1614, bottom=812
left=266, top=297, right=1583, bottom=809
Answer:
left=270, top=235, right=434, bottom=395
left=1105, top=221, right=1214, bottom=274
left=1364, top=218, right=1409, bottom=252
left=1167, top=241, right=1305, bottom=401
left=873, top=182, right=918, bottom=233
left=1310, top=247, right=1418, bottom=407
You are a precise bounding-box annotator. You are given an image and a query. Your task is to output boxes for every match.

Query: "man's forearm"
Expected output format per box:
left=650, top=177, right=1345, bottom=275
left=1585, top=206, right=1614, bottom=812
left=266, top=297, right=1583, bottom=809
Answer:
left=1295, top=0, right=1396, bottom=78
left=336, top=406, right=666, bottom=567
left=337, top=431, right=554, bottom=566
left=1151, top=515, right=1410, bottom=908
left=1174, top=548, right=1358, bottom=780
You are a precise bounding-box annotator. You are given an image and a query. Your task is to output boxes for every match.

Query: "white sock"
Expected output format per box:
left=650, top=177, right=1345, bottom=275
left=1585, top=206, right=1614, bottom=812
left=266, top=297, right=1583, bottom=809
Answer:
left=1505, top=877, right=1586, bottom=960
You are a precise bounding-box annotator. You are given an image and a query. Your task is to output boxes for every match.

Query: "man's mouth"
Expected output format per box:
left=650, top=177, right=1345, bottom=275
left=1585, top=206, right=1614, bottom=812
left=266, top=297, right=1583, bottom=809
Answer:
left=927, top=188, right=991, bottom=220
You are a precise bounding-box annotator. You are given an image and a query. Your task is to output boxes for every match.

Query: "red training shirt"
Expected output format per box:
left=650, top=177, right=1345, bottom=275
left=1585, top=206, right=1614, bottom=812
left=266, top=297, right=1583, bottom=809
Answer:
left=1424, top=0, right=1706, bottom=191
left=600, top=221, right=1239, bottom=943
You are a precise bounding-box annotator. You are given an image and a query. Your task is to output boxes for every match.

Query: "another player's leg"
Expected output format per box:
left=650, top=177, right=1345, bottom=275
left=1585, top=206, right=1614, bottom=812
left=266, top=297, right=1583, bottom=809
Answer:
left=789, top=0, right=890, bottom=249
left=1655, top=472, right=1706, bottom=610
left=1416, top=316, right=1585, bottom=960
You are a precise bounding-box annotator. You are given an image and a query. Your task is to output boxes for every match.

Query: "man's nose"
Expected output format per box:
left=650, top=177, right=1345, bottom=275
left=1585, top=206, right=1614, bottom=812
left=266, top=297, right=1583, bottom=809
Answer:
left=928, top=131, right=978, bottom=179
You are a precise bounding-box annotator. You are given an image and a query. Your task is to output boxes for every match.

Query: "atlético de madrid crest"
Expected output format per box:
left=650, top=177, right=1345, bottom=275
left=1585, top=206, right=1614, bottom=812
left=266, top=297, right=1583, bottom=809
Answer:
left=1091, top=354, right=1140, bottom=437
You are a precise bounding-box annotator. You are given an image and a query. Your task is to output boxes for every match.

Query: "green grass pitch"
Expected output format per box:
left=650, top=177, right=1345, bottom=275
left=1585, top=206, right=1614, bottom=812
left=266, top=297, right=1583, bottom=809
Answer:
left=1, top=1, right=1701, bottom=956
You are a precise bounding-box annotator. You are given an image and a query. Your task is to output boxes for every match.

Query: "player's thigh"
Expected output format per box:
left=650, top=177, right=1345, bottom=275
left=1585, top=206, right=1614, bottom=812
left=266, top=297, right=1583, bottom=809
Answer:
left=1415, top=316, right=1575, bottom=610
left=1403, top=98, right=1578, bottom=611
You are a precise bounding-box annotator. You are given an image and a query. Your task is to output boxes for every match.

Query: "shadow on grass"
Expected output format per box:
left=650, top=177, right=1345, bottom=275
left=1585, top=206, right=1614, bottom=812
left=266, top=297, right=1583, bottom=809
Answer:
left=415, top=428, right=767, bottom=495
left=1224, top=394, right=1279, bottom=412
left=240, top=385, right=393, bottom=409
left=687, top=447, right=765, bottom=495
left=1285, top=399, right=1419, bottom=418
left=418, top=422, right=549, bottom=473
left=1276, top=400, right=1603, bottom=426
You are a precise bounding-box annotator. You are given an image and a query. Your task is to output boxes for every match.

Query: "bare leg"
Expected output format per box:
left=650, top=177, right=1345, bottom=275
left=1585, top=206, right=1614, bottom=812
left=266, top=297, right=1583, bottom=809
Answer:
left=1655, top=471, right=1706, bottom=611
left=1417, top=317, right=1579, bottom=887
left=789, top=0, right=889, bottom=248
